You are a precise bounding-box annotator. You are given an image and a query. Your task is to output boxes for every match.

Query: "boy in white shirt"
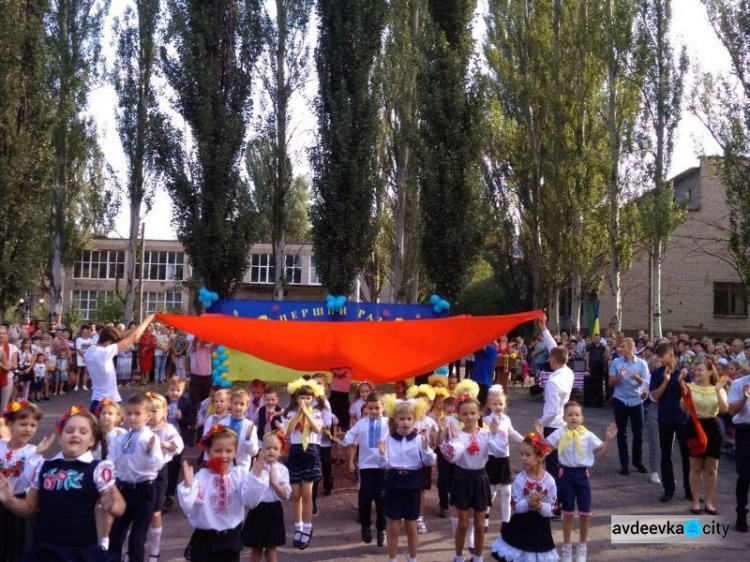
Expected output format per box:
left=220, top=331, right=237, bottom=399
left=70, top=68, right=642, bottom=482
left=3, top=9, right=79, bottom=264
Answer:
left=539, top=401, right=617, bottom=562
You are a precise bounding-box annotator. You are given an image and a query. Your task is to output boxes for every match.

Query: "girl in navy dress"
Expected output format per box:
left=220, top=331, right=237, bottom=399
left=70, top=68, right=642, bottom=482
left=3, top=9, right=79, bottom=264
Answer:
left=283, top=377, right=324, bottom=550
left=0, top=406, right=125, bottom=562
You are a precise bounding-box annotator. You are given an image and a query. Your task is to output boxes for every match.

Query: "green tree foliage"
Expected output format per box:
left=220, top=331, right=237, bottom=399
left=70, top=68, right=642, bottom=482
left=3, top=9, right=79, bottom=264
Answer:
left=250, top=0, right=312, bottom=300
left=91, top=294, right=125, bottom=325
left=419, top=0, right=484, bottom=300
left=0, top=0, right=53, bottom=319
left=310, top=0, right=387, bottom=295
left=159, top=0, right=262, bottom=296
left=113, top=0, right=166, bottom=324
left=693, top=0, right=750, bottom=288
left=46, top=0, right=119, bottom=315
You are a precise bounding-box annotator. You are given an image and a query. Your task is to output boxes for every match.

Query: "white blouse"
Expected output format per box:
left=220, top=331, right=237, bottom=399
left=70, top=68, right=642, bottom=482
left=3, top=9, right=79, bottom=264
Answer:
left=0, top=441, right=43, bottom=495
left=342, top=415, right=391, bottom=469
left=442, top=428, right=508, bottom=470
left=511, top=470, right=557, bottom=518
left=255, top=462, right=291, bottom=504
left=378, top=433, right=436, bottom=471
left=178, top=466, right=268, bottom=530
left=202, top=413, right=231, bottom=434
left=93, top=426, right=127, bottom=460
left=349, top=398, right=365, bottom=422
left=152, top=422, right=186, bottom=463
left=482, top=414, right=524, bottom=458
left=415, top=416, right=438, bottom=447
left=109, top=426, right=166, bottom=483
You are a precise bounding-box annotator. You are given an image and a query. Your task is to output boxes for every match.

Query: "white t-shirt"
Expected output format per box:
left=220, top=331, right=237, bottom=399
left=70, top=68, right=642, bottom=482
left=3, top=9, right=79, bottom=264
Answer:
left=33, top=363, right=46, bottom=381
left=76, top=337, right=93, bottom=359
left=155, top=334, right=170, bottom=356
left=84, top=344, right=121, bottom=402
left=1, top=344, right=19, bottom=386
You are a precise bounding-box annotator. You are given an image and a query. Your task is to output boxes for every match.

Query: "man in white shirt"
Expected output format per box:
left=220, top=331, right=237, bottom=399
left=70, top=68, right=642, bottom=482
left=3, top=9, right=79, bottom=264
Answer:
left=728, top=373, right=750, bottom=532
left=535, top=315, right=574, bottom=518
left=74, top=325, right=93, bottom=391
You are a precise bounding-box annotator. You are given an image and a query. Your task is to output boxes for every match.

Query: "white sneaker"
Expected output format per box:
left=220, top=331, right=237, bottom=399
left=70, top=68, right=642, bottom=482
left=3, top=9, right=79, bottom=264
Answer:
left=561, top=543, right=573, bottom=562
left=416, top=516, right=427, bottom=534
left=650, top=472, right=662, bottom=484
left=576, top=543, right=587, bottom=562
left=73, top=386, right=79, bottom=392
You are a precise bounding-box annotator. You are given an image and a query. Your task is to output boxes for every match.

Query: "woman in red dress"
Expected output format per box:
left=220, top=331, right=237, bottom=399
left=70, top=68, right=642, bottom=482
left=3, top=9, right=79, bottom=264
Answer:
left=137, top=325, right=156, bottom=383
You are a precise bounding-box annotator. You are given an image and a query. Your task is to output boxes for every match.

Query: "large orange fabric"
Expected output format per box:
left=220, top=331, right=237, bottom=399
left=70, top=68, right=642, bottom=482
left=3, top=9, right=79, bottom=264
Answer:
left=156, top=310, right=544, bottom=383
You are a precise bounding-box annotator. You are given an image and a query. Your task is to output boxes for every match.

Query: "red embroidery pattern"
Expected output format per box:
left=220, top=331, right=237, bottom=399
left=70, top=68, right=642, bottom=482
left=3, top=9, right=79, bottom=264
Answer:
left=523, top=478, right=549, bottom=503
left=210, top=475, right=232, bottom=515
left=0, top=450, right=24, bottom=478
left=101, top=467, right=113, bottom=483
left=467, top=434, right=480, bottom=455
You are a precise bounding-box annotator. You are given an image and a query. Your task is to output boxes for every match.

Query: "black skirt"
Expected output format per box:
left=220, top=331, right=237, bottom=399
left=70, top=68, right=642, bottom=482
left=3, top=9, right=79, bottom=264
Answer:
left=185, top=526, right=242, bottom=562
left=22, top=542, right=117, bottom=562
left=285, top=443, right=321, bottom=484
left=419, top=465, right=433, bottom=490
left=152, top=464, right=168, bottom=512
left=688, top=416, right=723, bottom=459
left=242, top=501, right=286, bottom=548
left=450, top=466, right=491, bottom=512
left=486, top=455, right=512, bottom=486
left=491, top=511, right=556, bottom=559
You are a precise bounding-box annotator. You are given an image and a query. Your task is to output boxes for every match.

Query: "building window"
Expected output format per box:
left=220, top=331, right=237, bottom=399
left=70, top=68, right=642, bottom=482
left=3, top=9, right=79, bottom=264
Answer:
left=163, top=292, right=183, bottom=312
left=285, top=255, right=302, bottom=285
left=139, top=251, right=184, bottom=281
left=309, top=256, right=321, bottom=285
left=713, top=282, right=747, bottom=317
left=73, top=250, right=125, bottom=280
left=144, top=292, right=160, bottom=315
left=250, top=254, right=274, bottom=284
left=72, top=290, right=110, bottom=320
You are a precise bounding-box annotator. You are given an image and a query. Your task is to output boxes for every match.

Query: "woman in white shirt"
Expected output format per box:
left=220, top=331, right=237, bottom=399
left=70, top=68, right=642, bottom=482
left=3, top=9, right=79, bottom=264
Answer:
left=84, top=314, right=155, bottom=413
left=0, top=325, right=19, bottom=416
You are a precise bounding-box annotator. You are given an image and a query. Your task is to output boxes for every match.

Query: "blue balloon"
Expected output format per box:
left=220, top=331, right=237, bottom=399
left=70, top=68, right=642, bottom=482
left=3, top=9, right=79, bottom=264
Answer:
left=439, top=299, right=450, bottom=310
left=219, top=354, right=227, bottom=362
left=220, top=379, right=231, bottom=388
left=217, top=346, right=225, bottom=354
left=199, top=287, right=207, bottom=296
left=210, top=292, right=219, bottom=301
left=433, top=304, right=442, bottom=313
left=326, top=295, right=334, bottom=306
left=436, top=366, right=449, bottom=375
left=212, top=358, right=220, bottom=367
left=430, top=294, right=440, bottom=305
left=335, top=295, right=346, bottom=309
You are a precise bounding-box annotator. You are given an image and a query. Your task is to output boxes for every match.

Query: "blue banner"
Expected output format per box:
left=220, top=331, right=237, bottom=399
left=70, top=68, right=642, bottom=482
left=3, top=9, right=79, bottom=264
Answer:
left=211, top=299, right=445, bottom=321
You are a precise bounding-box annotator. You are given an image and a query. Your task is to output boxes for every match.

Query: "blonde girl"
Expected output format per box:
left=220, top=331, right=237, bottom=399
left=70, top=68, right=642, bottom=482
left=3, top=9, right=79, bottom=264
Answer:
left=350, top=381, right=374, bottom=427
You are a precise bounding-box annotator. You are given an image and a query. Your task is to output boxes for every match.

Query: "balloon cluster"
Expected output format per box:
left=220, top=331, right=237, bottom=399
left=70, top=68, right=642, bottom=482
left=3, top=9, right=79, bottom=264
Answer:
left=429, top=294, right=450, bottom=314
left=325, top=294, right=347, bottom=313
left=211, top=346, right=232, bottom=388
left=435, top=365, right=449, bottom=376
left=198, top=287, right=219, bottom=310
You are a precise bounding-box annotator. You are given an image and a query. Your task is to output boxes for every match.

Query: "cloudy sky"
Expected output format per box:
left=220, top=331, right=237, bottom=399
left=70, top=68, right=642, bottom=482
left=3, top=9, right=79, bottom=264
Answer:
left=92, top=0, right=729, bottom=241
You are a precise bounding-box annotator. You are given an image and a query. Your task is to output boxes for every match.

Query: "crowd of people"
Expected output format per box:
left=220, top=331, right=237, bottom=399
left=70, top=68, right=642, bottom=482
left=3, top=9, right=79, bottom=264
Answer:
left=0, top=312, right=749, bottom=562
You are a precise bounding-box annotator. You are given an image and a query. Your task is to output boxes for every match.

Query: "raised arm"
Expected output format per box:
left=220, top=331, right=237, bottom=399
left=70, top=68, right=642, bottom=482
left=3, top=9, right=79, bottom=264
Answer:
left=118, top=314, right=156, bottom=352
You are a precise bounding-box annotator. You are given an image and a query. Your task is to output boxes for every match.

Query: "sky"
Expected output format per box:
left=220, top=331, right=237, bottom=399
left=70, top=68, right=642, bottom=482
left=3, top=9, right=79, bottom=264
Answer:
left=93, top=0, right=730, bottom=241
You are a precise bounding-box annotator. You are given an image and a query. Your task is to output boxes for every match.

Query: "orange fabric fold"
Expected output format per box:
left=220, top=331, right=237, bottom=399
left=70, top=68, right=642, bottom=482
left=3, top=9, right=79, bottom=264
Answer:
left=155, top=310, right=544, bottom=383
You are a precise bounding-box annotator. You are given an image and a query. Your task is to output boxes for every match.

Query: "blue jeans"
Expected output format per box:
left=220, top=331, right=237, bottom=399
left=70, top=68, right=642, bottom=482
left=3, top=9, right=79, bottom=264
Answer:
left=154, top=355, right=167, bottom=383
left=612, top=398, right=644, bottom=469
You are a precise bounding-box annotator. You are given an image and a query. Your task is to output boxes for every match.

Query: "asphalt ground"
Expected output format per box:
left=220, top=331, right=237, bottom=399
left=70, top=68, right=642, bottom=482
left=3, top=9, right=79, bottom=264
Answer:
left=15, top=382, right=750, bottom=561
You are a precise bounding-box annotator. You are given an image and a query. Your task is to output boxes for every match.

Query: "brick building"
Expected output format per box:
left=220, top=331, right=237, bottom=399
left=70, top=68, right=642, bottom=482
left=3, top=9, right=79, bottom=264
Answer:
left=599, top=157, right=749, bottom=338
left=60, top=238, right=327, bottom=320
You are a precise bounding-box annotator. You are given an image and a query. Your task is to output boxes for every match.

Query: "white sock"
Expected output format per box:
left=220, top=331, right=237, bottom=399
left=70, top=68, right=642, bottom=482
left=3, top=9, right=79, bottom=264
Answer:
left=390, top=558, right=399, bottom=562
left=408, top=558, right=417, bottom=562
left=451, top=516, right=459, bottom=535
left=301, top=522, right=312, bottom=543
left=472, top=556, right=483, bottom=562
left=454, top=556, right=465, bottom=562
left=147, top=527, right=162, bottom=556
left=466, top=519, right=475, bottom=548
left=99, top=537, right=109, bottom=549
left=500, top=484, right=512, bottom=523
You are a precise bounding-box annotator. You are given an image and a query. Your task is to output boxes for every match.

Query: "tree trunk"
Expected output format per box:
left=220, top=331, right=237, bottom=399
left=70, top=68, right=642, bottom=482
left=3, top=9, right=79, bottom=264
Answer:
left=648, top=250, right=654, bottom=338
left=548, top=287, right=560, bottom=335
left=652, top=239, right=663, bottom=338
left=272, top=0, right=289, bottom=302
left=123, top=200, right=142, bottom=324
left=571, top=266, right=582, bottom=334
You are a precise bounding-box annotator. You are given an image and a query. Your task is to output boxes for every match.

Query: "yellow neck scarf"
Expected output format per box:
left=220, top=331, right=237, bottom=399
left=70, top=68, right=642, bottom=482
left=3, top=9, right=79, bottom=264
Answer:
left=285, top=407, right=313, bottom=451
left=558, top=425, right=588, bottom=459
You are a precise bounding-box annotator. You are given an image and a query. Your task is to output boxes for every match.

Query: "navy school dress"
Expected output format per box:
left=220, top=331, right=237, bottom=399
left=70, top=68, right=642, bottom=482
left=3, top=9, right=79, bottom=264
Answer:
left=23, top=457, right=116, bottom=562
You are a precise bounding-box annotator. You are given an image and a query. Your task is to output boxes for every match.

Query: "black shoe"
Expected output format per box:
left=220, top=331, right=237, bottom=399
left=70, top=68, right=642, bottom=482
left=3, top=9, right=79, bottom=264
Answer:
left=619, top=467, right=630, bottom=476
left=298, top=528, right=313, bottom=550
left=323, top=488, right=332, bottom=496
left=377, top=530, right=386, bottom=547
left=312, top=500, right=320, bottom=516
left=469, top=547, right=475, bottom=555
left=361, top=527, right=372, bottom=544
left=439, top=508, right=448, bottom=518
left=292, top=530, right=302, bottom=548
left=736, top=508, right=748, bottom=533
left=633, top=463, right=647, bottom=474
left=659, top=492, right=673, bottom=503
left=163, top=496, right=174, bottom=511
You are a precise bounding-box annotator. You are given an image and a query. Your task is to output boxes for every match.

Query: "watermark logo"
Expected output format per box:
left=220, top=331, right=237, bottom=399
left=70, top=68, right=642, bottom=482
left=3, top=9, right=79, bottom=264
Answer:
left=611, top=515, right=730, bottom=544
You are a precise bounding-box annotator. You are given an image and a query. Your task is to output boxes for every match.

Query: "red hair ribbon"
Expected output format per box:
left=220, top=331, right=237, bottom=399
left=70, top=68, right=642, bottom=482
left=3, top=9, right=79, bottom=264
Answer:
left=199, top=424, right=237, bottom=451
left=93, top=398, right=115, bottom=418
left=55, top=405, right=87, bottom=434
left=525, top=431, right=553, bottom=456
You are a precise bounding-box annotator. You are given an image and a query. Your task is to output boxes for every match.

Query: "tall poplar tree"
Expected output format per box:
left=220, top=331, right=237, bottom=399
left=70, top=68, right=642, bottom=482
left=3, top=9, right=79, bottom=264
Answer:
left=159, top=0, right=262, bottom=295
left=420, top=0, right=484, bottom=299
left=310, top=0, right=387, bottom=295
left=113, top=0, right=165, bottom=323
left=46, top=0, right=117, bottom=315
left=0, top=0, right=52, bottom=318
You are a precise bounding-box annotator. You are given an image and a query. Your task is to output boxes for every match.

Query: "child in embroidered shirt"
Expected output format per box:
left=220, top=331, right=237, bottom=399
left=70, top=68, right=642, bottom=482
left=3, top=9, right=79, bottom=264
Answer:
left=242, top=433, right=292, bottom=562
left=147, top=391, right=185, bottom=562
left=312, top=372, right=336, bottom=508
left=491, top=433, right=558, bottom=562
left=349, top=381, right=374, bottom=427
left=484, top=385, right=524, bottom=531
left=94, top=398, right=127, bottom=549
left=406, top=385, right=438, bottom=535
left=179, top=426, right=269, bottom=562
left=538, top=401, right=616, bottom=562
left=108, top=393, right=166, bottom=562
left=440, top=380, right=507, bottom=562
left=378, top=400, right=436, bottom=562
left=283, top=378, right=325, bottom=550
left=0, top=407, right=124, bottom=562
left=226, top=389, right=259, bottom=471
left=342, top=391, right=390, bottom=547
left=0, top=401, right=54, bottom=561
